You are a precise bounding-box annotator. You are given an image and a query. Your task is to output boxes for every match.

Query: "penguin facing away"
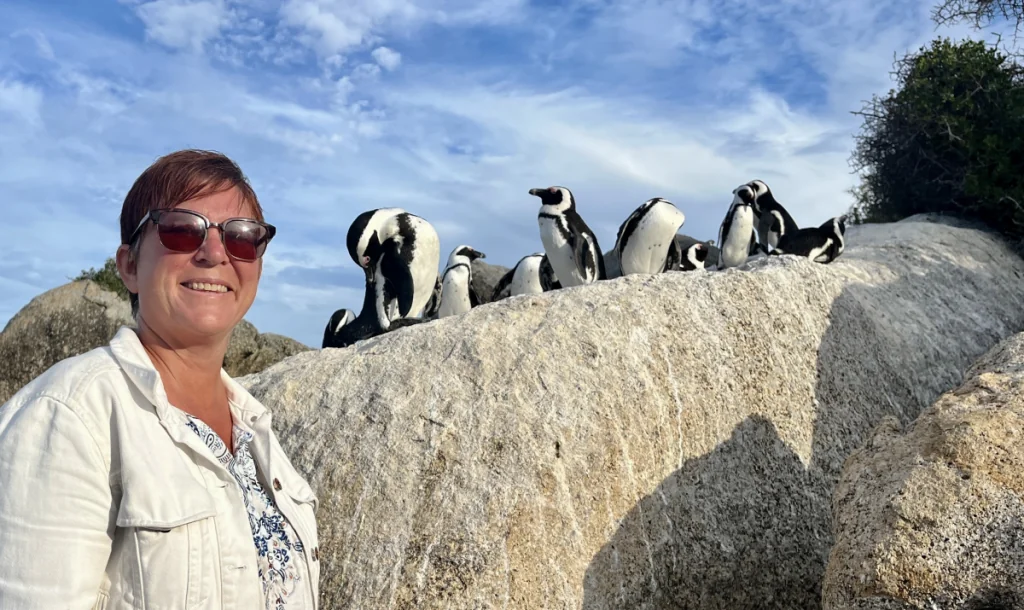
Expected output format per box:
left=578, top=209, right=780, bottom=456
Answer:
left=748, top=179, right=799, bottom=251
left=528, top=186, right=606, bottom=287
left=491, top=253, right=562, bottom=301
left=771, top=215, right=849, bottom=263
left=615, top=197, right=687, bottom=275
left=345, top=208, right=440, bottom=320
left=321, top=308, right=355, bottom=348
left=717, top=184, right=758, bottom=269
left=438, top=245, right=486, bottom=319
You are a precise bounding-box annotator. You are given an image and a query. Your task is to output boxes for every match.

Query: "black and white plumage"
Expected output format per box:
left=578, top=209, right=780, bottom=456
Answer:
left=321, top=308, right=355, bottom=348
left=667, top=235, right=718, bottom=272
left=717, top=185, right=758, bottom=269
left=771, top=215, right=849, bottom=263
left=614, top=197, right=686, bottom=275
left=679, top=243, right=710, bottom=271
left=322, top=245, right=401, bottom=348
left=748, top=179, right=799, bottom=251
left=421, top=275, right=442, bottom=319
left=437, top=245, right=486, bottom=319
left=345, top=208, right=440, bottom=320
left=491, top=253, right=561, bottom=301
left=528, top=186, right=606, bottom=287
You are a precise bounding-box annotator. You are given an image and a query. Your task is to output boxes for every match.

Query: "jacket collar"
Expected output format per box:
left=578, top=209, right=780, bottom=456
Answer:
left=108, top=325, right=271, bottom=431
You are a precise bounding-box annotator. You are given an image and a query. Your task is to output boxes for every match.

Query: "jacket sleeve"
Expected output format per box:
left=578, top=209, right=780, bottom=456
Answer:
left=0, top=394, right=115, bottom=609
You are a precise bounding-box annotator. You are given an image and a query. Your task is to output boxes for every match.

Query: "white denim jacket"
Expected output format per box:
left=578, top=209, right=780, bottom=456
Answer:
left=0, top=327, right=320, bottom=610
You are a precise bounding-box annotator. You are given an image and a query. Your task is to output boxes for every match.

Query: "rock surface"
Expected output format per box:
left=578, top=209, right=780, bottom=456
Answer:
left=0, top=281, right=133, bottom=405
left=0, top=280, right=309, bottom=404
left=823, top=331, right=1024, bottom=610
left=239, top=216, right=1024, bottom=610
left=471, top=260, right=511, bottom=305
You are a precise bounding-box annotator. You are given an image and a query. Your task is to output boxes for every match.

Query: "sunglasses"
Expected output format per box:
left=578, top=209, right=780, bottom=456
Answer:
left=128, top=208, right=276, bottom=262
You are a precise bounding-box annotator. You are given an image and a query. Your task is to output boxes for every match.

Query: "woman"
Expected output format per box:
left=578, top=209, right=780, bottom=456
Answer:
left=0, top=150, right=320, bottom=609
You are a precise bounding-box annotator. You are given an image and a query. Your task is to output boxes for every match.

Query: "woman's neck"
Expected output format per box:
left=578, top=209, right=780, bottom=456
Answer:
left=135, top=318, right=230, bottom=409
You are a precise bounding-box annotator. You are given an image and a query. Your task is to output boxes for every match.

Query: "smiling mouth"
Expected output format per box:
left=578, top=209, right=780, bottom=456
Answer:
left=181, top=282, right=232, bottom=294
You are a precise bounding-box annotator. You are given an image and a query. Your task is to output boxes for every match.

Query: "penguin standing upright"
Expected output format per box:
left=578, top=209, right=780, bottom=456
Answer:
left=717, top=184, right=758, bottom=269
left=437, top=245, right=486, bottom=319
left=491, top=253, right=561, bottom=301
left=346, top=208, right=440, bottom=320
left=771, top=215, right=849, bottom=263
left=614, top=197, right=687, bottom=275
left=748, top=179, right=799, bottom=251
left=528, top=186, right=605, bottom=287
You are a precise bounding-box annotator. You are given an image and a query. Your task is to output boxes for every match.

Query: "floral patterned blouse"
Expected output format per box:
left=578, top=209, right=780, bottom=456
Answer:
left=183, top=413, right=310, bottom=609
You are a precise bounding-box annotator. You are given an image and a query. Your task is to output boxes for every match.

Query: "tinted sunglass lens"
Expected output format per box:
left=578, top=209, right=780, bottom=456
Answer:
left=224, top=220, right=267, bottom=261
left=158, top=212, right=205, bottom=253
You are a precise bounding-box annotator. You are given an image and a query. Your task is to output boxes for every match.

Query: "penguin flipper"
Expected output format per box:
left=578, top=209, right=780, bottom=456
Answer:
left=572, top=232, right=598, bottom=282
left=491, top=268, right=514, bottom=302
left=380, top=243, right=415, bottom=317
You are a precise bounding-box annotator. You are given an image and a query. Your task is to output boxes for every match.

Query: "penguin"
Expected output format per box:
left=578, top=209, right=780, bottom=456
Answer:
left=346, top=208, right=440, bottom=320
left=614, top=197, right=687, bottom=275
left=528, top=186, right=606, bottom=287
left=678, top=242, right=710, bottom=271
left=717, top=184, right=758, bottom=269
left=748, top=179, right=799, bottom=251
left=667, top=235, right=718, bottom=272
left=322, top=243, right=397, bottom=348
left=321, top=308, right=355, bottom=349
left=491, top=253, right=562, bottom=301
left=770, top=215, right=849, bottom=263
left=437, top=245, right=486, bottom=319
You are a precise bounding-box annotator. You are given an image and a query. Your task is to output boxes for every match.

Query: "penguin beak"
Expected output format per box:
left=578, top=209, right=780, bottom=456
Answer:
left=471, top=249, right=485, bottom=261
left=528, top=188, right=544, bottom=197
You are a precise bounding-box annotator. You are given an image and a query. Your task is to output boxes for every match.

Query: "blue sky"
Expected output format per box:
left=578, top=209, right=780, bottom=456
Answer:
left=0, top=0, right=998, bottom=347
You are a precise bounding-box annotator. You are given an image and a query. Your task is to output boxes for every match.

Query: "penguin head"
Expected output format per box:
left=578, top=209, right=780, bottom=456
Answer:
left=361, top=230, right=384, bottom=269
left=323, top=308, right=356, bottom=347
left=347, top=207, right=406, bottom=268
left=529, top=186, right=574, bottom=211
left=731, top=184, right=756, bottom=207
left=447, top=244, right=486, bottom=268
left=835, top=214, right=849, bottom=235
left=684, top=243, right=709, bottom=269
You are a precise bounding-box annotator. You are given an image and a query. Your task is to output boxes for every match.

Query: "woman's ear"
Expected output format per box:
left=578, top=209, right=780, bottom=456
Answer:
left=116, top=244, right=139, bottom=295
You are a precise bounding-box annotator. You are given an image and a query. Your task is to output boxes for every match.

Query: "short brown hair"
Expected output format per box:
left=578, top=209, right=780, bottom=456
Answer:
left=119, top=149, right=264, bottom=314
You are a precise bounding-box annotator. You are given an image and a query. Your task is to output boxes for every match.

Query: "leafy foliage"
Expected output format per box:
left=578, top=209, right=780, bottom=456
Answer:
left=849, top=38, right=1024, bottom=239
left=74, top=257, right=130, bottom=301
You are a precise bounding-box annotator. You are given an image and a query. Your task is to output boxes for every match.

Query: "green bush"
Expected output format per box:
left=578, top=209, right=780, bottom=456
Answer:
left=849, top=38, right=1024, bottom=239
left=74, top=257, right=130, bottom=301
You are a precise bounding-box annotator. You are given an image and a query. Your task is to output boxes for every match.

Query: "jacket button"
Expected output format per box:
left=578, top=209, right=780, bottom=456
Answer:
left=273, top=478, right=282, bottom=491
left=312, top=547, right=319, bottom=561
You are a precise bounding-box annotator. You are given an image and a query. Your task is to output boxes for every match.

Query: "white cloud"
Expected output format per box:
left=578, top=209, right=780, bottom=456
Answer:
left=371, top=46, right=402, bottom=71
left=0, top=79, right=44, bottom=127
left=134, top=0, right=231, bottom=52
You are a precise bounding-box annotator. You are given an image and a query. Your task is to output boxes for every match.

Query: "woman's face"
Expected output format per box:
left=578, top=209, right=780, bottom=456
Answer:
left=121, top=186, right=263, bottom=345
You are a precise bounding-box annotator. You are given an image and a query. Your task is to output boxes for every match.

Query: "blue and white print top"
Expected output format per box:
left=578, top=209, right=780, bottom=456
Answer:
left=184, top=414, right=310, bottom=610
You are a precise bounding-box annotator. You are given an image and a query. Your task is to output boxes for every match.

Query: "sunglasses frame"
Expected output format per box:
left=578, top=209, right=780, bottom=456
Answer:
left=128, top=208, right=277, bottom=262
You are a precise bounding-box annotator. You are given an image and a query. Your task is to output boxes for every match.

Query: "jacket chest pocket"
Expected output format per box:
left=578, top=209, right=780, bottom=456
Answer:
left=128, top=516, right=215, bottom=609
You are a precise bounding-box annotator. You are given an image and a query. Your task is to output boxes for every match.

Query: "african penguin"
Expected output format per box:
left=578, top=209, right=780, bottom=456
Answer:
left=322, top=245, right=396, bottom=348
left=748, top=179, right=799, bottom=251
left=679, top=242, right=710, bottom=271
left=717, top=184, right=758, bottom=269
left=770, top=215, right=849, bottom=263
left=614, top=197, right=686, bottom=275
left=321, top=308, right=355, bottom=348
left=528, top=186, right=606, bottom=287
left=437, top=245, right=486, bottom=319
left=491, top=253, right=561, bottom=301
left=346, top=208, right=440, bottom=320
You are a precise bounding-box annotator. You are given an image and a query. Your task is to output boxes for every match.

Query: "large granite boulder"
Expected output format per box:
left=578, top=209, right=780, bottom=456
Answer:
left=239, top=216, right=1024, bottom=610
left=471, top=260, right=511, bottom=305
left=224, top=319, right=310, bottom=377
left=0, top=280, right=309, bottom=404
left=823, top=331, right=1024, bottom=610
left=0, top=280, right=133, bottom=405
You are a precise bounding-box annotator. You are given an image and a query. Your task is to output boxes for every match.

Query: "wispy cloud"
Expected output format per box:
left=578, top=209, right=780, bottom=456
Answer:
left=0, top=0, right=1005, bottom=347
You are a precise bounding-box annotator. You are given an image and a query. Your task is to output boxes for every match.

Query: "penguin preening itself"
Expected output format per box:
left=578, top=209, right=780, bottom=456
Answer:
left=322, top=245, right=406, bottom=349
left=321, top=308, right=355, bottom=348
left=771, top=215, right=849, bottom=263
left=529, top=186, right=606, bottom=287
left=346, top=208, right=440, bottom=320
left=437, top=245, right=486, bottom=319
left=678, top=242, right=710, bottom=271
left=748, top=179, right=799, bottom=251
left=717, top=184, right=758, bottom=269
left=491, top=253, right=561, bottom=301
left=614, top=197, right=687, bottom=275
left=669, top=235, right=718, bottom=272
